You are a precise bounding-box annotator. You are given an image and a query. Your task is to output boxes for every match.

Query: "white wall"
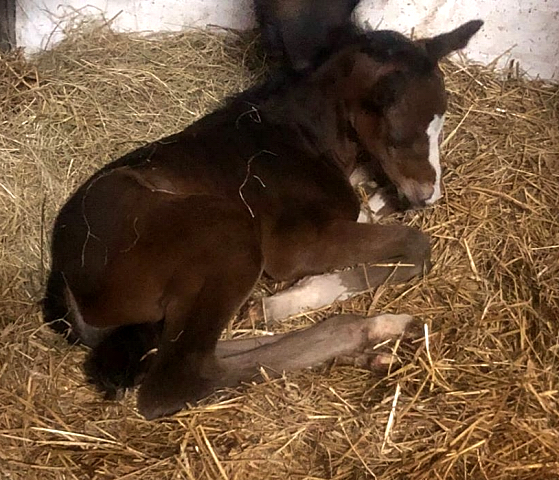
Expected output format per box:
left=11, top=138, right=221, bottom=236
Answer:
left=15, top=0, right=559, bottom=81
left=357, top=0, right=559, bottom=81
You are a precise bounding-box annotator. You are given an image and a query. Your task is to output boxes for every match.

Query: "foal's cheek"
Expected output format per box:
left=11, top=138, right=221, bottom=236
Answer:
left=384, top=146, right=418, bottom=178
left=400, top=144, right=432, bottom=180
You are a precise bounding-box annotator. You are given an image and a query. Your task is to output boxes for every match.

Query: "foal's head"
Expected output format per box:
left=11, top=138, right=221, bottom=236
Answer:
left=341, top=21, right=483, bottom=207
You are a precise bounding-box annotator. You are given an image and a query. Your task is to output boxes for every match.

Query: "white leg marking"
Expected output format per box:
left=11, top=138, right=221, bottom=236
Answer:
left=357, top=210, right=370, bottom=223
left=357, top=191, right=386, bottom=223
left=425, top=114, right=445, bottom=205
left=263, top=273, right=353, bottom=321
left=366, top=313, right=414, bottom=340
left=349, top=165, right=369, bottom=186
left=367, top=191, right=386, bottom=215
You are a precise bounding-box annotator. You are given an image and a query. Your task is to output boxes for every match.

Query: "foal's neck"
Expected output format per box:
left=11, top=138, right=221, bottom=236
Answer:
left=260, top=60, right=363, bottom=176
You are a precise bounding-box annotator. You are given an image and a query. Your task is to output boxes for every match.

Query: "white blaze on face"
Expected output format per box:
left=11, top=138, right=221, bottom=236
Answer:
left=425, top=114, right=445, bottom=205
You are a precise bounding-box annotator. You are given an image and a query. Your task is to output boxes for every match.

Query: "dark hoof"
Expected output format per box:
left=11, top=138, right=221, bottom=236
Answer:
left=136, top=373, right=215, bottom=420
left=136, top=350, right=220, bottom=419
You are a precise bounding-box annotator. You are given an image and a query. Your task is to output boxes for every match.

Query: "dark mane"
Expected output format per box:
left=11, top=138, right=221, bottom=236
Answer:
left=355, top=30, right=434, bottom=73
left=228, top=66, right=300, bottom=105
left=230, top=27, right=433, bottom=108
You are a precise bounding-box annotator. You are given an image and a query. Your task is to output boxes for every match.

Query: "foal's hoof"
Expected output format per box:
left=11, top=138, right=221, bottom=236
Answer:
left=137, top=390, right=186, bottom=420
left=137, top=382, right=199, bottom=420
left=136, top=368, right=216, bottom=420
left=366, top=313, right=419, bottom=340
left=334, top=314, right=421, bottom=371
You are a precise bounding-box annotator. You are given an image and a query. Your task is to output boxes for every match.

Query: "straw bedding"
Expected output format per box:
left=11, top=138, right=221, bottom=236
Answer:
left=1, top=20, right=558, bottom=480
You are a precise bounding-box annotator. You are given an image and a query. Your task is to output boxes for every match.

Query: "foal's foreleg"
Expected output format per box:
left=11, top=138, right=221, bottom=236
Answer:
left=263, top=220, right=431, bottom=287
left=214, top=313, right=417, bottom=388
left=250, top=264, right=416, bottom=323
left=258, top=219, right=430, bottom=323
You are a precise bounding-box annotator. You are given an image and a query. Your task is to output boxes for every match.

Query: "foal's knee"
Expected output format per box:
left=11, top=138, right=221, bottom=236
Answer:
left=407, top=228, right=432, bottom=273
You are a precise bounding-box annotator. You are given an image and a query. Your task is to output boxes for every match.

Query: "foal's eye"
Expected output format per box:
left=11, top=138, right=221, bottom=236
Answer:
left=361, top=99, right=381, bottom=114
left=388, top=133, right=414, bottom=148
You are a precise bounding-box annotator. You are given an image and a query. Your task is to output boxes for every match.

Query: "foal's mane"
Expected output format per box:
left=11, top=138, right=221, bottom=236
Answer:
left=230, top=27, right=434, bottom=109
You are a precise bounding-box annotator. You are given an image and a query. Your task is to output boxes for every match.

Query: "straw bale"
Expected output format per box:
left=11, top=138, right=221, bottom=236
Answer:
left=0, top=19, right=558, bottom=480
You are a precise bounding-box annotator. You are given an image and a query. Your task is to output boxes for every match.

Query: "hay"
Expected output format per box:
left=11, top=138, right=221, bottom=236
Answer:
left=1, top=20, right=558, bottom=480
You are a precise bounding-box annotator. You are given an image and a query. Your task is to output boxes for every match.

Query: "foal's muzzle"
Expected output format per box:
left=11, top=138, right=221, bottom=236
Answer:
left=399, top=181, right=435, bottom=208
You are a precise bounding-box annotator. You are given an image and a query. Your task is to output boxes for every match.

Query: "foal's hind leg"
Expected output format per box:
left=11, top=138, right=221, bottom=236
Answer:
left=136, top=249, right=263, bottom=420
left=214, top=313, right=420, bottom=388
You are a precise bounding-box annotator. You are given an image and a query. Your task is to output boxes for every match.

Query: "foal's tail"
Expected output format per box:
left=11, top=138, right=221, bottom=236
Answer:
left=42, top=270, right=108, bottom=347
left=42, top=270, right=81, bottom=344
left=43, top=269, right=163, bottom=399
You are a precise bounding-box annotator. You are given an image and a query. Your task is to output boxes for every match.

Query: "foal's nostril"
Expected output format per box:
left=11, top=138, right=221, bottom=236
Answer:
left=418, top=185, right=435, bottom=204
left=402, top=182, right=435, bottom=208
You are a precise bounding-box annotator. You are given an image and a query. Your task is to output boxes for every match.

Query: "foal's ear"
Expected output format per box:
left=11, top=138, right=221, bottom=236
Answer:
left=422, top=20, right=483, bottom=61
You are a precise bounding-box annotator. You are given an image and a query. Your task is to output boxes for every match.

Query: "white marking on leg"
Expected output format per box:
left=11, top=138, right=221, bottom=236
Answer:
left=367, top=191, right=386, bottom=215
left=349, top=165, right=369, bottom=186
left=425, top=114, right=445, bottom=205
left=357, top=191, right=385, bottom=224
left=357, top=210, right=370, bottom=223
left=366, top=313, right=414, bottom=340
left=263, top=273, right=352, bottom=321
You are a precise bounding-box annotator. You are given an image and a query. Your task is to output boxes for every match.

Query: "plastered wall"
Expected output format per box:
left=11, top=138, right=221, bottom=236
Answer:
left=15, top=0, right=559, bottom=80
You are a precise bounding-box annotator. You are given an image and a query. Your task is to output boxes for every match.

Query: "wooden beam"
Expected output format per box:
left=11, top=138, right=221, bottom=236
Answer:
left=0, top=0, right=16, bottom=52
